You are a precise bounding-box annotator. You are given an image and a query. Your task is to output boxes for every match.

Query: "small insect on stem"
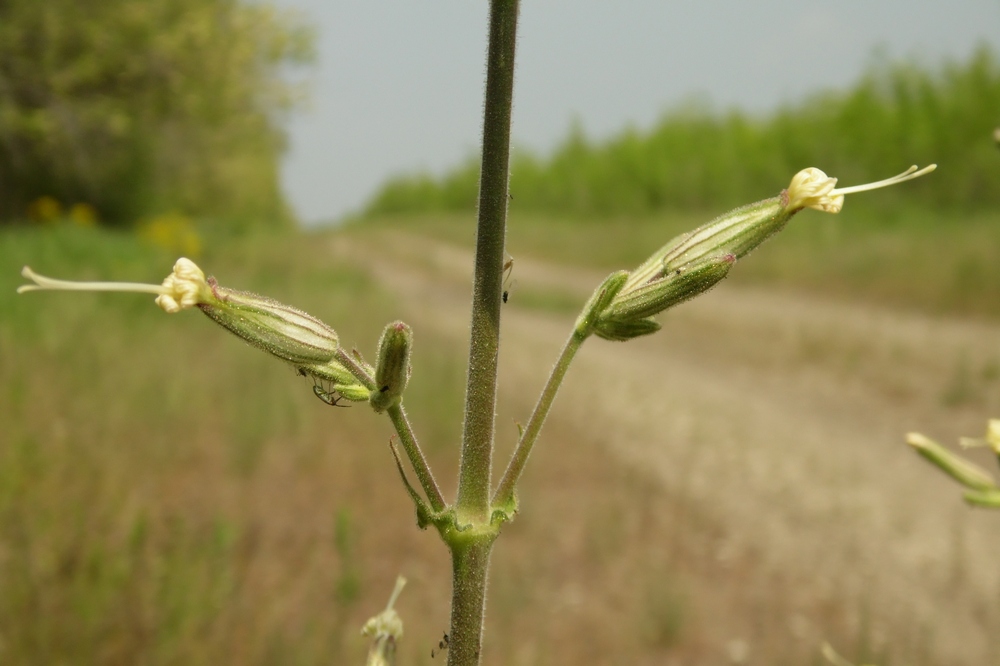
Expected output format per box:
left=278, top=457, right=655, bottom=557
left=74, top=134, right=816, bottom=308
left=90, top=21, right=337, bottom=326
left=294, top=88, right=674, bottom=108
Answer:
left=312, top=385, right=349, bottom=407
left=298, top=368, right=349, bottom=407
left=431, top=632, right=449, bottom=658
left=502, top=253, right=515, bottom=304
left=307, top=375, right=350, bottom=408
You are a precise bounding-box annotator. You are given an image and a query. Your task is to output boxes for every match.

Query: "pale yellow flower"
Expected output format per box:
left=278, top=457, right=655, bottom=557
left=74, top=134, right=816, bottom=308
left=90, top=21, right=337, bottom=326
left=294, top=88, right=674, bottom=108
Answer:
left=18, top=257, right=211, bottom=313
left=786, top=164, right=936, bottom=213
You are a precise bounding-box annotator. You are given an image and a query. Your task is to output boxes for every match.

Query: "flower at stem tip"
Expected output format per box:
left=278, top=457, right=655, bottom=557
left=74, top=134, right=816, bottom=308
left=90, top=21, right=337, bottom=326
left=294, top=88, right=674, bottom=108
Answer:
left=19, top=257, right=212, bottom=313
left=580, top=164, right=936, bottom=342
left=784, top=164, right=937, bottom=214
left=18, top=257, right=372, bottom=399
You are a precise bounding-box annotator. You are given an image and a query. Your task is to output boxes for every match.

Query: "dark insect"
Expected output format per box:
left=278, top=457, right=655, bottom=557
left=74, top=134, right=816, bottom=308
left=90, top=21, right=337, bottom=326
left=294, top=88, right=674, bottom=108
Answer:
left=431, top=632, right=449, bottom=658
left=296, top=367, right=308, bottom=377
left=380, top=385, right=390, bottom=393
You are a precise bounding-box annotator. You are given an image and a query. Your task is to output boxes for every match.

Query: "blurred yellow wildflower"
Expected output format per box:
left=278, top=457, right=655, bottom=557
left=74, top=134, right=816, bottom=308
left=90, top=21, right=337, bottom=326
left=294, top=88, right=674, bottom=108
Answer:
left=69, top=203, right=99, bottom=227
left=27, top=196, right=62, bottom=223
left=138, top=213, right=203, bottom=257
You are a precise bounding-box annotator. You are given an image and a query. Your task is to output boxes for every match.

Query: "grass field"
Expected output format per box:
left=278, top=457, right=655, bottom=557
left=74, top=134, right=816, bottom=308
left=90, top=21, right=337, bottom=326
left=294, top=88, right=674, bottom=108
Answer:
left=3, top=211, right=999, bottom=665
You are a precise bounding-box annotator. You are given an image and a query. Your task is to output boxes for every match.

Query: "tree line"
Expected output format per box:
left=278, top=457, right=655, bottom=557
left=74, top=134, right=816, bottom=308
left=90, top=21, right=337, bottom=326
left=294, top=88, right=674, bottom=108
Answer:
left=0, top=0, right=312, bottom=227
left=366, top=46, right=1000, bottom=217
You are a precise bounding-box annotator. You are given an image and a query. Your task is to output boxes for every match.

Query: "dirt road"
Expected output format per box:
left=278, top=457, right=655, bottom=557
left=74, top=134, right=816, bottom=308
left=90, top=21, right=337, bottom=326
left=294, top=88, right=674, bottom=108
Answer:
left=336, top=229, right=1000, bottom=664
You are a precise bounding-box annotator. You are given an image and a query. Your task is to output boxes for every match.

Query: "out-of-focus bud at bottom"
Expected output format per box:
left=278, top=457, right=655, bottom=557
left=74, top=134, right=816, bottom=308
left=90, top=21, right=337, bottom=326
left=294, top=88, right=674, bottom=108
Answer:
left=963, top=489, right=1000, bottom=508
left=362, top=576, right=407, bottom=666
left=906, top=432, right=997, bottom=491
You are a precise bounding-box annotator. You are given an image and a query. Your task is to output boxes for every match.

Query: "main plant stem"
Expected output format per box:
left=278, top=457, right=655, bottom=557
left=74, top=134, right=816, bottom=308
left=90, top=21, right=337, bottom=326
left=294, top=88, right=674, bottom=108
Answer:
left=446, top=535, right=496, bottom=666
left=449, top=1, right=519, bottom=665
left=455, top=0, right=519, bottom=525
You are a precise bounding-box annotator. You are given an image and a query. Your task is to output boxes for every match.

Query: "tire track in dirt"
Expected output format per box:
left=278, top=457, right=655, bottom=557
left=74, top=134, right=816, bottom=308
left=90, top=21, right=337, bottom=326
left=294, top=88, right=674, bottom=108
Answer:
left=335, top=229, right=1000, bottom=664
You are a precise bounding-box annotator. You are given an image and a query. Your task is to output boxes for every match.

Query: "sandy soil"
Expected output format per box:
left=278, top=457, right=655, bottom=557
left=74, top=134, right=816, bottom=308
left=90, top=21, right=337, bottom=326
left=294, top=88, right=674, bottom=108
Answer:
left=335, top=229, right=1000, bottom=665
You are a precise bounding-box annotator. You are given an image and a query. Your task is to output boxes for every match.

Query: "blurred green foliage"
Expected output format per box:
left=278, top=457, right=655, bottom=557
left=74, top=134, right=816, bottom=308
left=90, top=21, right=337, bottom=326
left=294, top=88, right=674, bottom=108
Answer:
left=0, top=0, right=313, bottom=227
left=366, top=46, right=1000, bottom=216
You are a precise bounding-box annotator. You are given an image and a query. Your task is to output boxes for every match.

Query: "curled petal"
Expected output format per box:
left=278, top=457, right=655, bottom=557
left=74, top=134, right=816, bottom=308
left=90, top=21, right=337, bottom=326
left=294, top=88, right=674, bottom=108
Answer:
left=155, top=257, right=210, bottom=312
left=786, top=165, right=936, bottom=214
left=785, top=167, right=841, bottom=212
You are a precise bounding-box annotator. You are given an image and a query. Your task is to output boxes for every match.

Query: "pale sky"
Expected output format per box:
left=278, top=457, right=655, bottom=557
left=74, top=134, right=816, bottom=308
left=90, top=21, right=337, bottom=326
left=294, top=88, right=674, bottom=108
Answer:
left=270, top=1, right=1000, bottom=225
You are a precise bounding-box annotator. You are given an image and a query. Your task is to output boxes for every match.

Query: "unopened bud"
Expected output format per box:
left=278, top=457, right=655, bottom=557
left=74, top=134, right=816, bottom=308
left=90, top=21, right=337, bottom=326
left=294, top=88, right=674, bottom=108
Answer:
left=606, top=253, right=735, bottom=323
left=335, top=384, right=373, bottom=402
left=906, top=432, right=996, bottom=491
left=592, top=317, right=661, bottom=342
left=574, top=270, right=629, bottom=336
left=200, top=279, right=341, bottom=367
left=623, top=198, right=788, bottom=297
left=370, top=321, right=412, bottom=413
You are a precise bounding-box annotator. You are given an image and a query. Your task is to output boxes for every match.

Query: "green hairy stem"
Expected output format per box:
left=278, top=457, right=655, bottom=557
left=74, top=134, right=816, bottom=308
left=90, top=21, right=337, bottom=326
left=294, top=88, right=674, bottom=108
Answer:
left=449, top=1, right=519, bottom=664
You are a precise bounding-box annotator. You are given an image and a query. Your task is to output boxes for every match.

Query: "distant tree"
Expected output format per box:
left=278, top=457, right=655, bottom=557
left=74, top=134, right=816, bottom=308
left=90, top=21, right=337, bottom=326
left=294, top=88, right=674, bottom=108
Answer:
left=0, top=0, right=313, bottom=226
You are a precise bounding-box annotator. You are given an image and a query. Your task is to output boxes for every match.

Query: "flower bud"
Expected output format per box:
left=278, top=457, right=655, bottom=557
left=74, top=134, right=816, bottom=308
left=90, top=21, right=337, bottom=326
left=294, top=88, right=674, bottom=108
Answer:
left=199, top=279, right=340, bottom=366
left=574, top=270, right=629, bottom=336
left=592, top=317, right=661, bottom=342
left=906, top=432, right=996, bottom=491
left=606, top=252, right=735, bottom=323
left=306, top=361, right=361, bottom=388
left=369, top=321, right=412, bottom=413
left=622, top=198, right=788, bottom=298
left=336, top=383, right=374, bottom=402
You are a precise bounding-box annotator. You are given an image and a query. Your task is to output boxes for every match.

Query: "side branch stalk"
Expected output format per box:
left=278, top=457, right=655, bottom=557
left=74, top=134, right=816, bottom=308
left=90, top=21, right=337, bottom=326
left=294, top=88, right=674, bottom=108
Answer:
left=493, top=329, right=585, bottom=505
left=387, top=404, right=446, bottom=512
